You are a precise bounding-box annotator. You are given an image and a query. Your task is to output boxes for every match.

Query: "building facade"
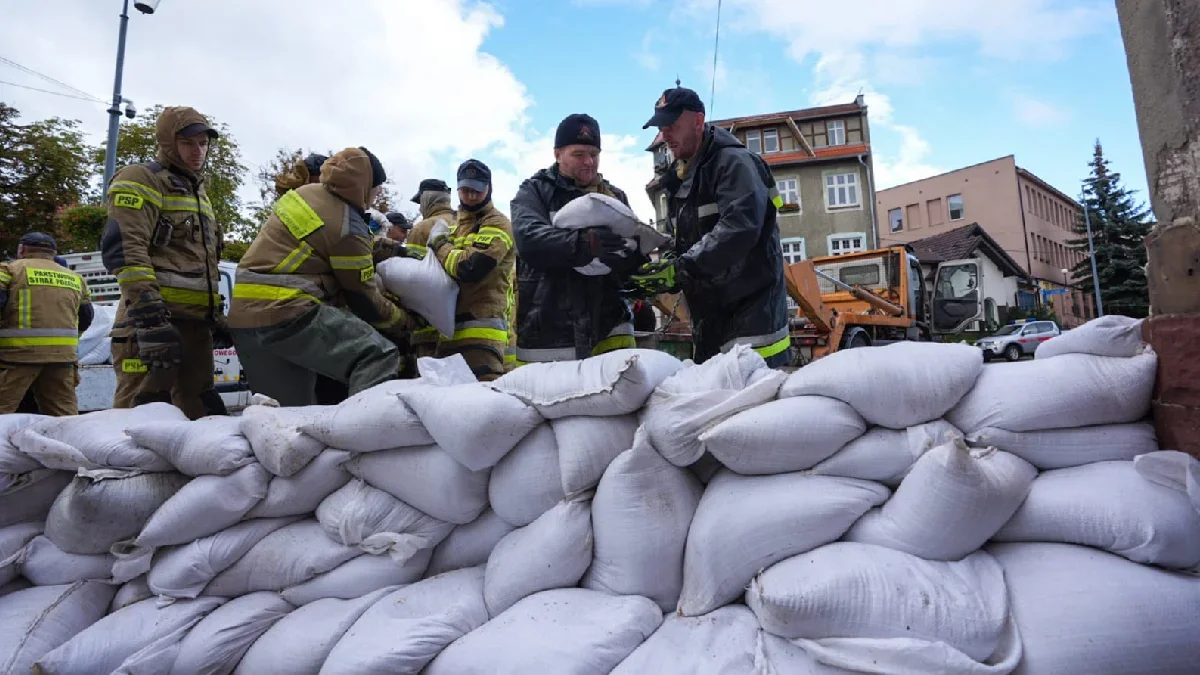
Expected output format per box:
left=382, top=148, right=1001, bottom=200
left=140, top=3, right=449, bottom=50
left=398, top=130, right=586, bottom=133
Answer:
left=646, top=96, right=878, bottom=260
left=875, top=155, right=1093, bottom=328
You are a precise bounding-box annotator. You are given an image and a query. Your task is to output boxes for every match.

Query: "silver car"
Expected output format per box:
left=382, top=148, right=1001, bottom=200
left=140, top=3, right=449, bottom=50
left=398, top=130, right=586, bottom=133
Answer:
left=976, top=320, right=1062, bottom=362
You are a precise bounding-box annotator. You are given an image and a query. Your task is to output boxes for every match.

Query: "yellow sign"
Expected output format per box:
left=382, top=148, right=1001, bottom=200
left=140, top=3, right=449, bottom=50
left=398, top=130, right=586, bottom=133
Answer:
left=122, top=358, right=148, bottom=373
left=114, top=193, right=144, bottom=210
left=360, top=267, right=375, bottom=283
left=26, top=268, right=82, bottom=292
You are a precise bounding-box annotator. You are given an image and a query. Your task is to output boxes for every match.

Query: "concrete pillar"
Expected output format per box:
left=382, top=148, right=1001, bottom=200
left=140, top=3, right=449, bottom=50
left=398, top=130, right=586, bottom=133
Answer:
left=1116, top=0, right=1200, bottom=457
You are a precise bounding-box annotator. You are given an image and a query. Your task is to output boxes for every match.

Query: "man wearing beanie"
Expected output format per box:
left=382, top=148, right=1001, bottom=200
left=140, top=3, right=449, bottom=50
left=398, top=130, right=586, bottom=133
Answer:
left=228, top=146, right=417, bottom=405
left=424, top=159, right=516, bottom=380
left=510, top=113, right=642, bottom=362
left=405, top=177, right=457, bottom=358
left=631, top=86, right=791, bottom=367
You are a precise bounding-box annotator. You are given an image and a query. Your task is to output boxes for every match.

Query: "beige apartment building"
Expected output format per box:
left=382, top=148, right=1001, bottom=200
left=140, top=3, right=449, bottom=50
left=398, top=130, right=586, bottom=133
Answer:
left=646, top=96, right=877, bottom=260
left=875, top=155, right=1093, bottom=328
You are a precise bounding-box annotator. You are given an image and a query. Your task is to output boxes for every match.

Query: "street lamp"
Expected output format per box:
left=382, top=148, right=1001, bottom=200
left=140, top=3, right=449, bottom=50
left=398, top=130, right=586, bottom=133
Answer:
left=1080, top=189, right=1105, bottom=317
left=101, top=0, right=161, bottom=190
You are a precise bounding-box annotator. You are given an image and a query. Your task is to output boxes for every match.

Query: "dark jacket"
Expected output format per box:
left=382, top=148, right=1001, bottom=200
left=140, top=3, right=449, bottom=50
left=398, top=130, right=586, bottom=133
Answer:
left=510, top=165, right=633, bottom=361
left=664, top=125, right=790, bottom=364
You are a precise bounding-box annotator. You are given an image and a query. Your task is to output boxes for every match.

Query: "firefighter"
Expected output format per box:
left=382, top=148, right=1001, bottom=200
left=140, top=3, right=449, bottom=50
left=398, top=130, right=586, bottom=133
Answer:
left=406, top=178, right=456, bottom=358
left=426, top=159, right=515, bottom=381
left=631, top=86, right=791, bottom=367
left=0, top=233, right=93, bottom=416
left=227, top=146, right=414, bottom=406
left=385, top=212, right=411, bottom=245
left=510, top=113, right=644, bottom=363
left=101, top=106, right=227, bottom=419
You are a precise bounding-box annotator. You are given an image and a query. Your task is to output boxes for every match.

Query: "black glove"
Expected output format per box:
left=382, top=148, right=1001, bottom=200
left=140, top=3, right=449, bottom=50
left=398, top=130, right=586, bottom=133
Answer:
left=127, top=294, right=169, bottom=329
left=579, top=228, right=627, bottom=258
left=212, top=319, right=234, bottom=350
left=136, top=322, right=183, bottom=370
left=599, top=249, right=649, bottom=277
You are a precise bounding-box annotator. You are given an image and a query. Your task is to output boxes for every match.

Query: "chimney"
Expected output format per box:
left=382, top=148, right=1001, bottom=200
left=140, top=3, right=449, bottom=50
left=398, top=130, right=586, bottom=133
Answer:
left=855, top=93, right=865, bottom=107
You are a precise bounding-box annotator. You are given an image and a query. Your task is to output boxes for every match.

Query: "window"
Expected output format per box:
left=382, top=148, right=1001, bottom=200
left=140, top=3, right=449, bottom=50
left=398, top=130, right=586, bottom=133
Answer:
left=763, top=129, right=779, bottom=153
left=839, top=264, right=880, bottom=286
left=828, top=232, right=866, bottom=256
left=948, top=194, right=964, bottom=221
left=825, top=172, right=860, bottom=209
left=781, top=237, right=806, bottom=264
left=775, top=178, right=799, bottom=207
left=888, top=207, right=903, bottom=232
left=745, top=130, right=761, bottom=154
left=827, top=120, right=846, bottom=146
left=658, top=193, right=668, bottom=223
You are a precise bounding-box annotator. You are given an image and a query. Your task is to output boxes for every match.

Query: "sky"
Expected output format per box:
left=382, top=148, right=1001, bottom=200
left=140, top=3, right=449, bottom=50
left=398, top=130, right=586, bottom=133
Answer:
left=0, top=0, right=1149, bottom=224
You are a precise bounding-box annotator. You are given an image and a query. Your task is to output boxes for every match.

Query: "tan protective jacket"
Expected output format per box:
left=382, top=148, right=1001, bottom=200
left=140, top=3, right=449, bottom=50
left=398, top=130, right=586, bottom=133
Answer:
left=432, top=203, right=516, bottom=342
left=0, top=253, right=91, bottom=363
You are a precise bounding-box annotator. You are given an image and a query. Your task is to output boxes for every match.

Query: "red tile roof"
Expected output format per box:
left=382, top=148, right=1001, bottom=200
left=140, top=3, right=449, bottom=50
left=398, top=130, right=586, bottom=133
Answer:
left=760, top=143, right=869, bottom=166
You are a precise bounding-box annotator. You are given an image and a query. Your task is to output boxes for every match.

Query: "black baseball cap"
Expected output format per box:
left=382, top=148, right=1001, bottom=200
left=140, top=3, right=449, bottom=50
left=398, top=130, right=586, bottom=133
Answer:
left=385, top=212, right=411, bottom=230
left=642, top=86, right=706, bottom=129
left=303, top=153, right=328, bottom=178
left=457, top=159, right=491, bottom=193
left=411, top=178, right=452, bottom=203
left=19, top=231, right=57, bottom=250
left=178, top=122, right=219, bottom=139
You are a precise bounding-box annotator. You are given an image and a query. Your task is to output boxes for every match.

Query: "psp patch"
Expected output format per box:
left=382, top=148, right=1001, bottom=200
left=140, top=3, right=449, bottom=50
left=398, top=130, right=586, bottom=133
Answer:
left=113, top=193, right=145, bottom=210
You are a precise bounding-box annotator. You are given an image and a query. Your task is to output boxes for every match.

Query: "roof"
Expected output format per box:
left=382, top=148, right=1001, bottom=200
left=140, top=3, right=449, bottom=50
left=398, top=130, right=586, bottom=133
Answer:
left=907, top=222, right=1028, bottom=278
left=645, top=131, right=664, bottom=152
left=1016, top=167, right=1081, bottom=208
left=758, top=142, right=869, bottom=167
left=708, top=100, right=864, bottom=128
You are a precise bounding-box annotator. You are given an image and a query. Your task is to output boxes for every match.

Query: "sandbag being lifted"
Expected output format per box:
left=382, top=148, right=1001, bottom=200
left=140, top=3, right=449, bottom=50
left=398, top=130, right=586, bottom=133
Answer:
left=549, top=192, right=670, bottom=276
left=377, top=252, right=459, bottom=338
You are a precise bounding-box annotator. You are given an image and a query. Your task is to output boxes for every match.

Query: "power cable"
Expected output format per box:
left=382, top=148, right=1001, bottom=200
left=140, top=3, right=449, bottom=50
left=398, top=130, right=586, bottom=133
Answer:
left=0, top=79, right=102, bottom=103
left=709, top=0, right=722, bottom=115
left=0, top=56, right=105, bottom=103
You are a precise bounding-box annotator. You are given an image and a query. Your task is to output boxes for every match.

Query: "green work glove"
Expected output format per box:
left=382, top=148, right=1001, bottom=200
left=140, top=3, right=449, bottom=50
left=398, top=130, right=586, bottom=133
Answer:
left=629, top=259, right=680, bottom=295
left=136, top=322, right=184, bottom=370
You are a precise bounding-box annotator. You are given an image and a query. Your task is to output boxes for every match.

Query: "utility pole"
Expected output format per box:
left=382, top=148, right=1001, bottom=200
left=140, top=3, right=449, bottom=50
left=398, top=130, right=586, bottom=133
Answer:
left=1081, top=190, right=1104, bottom=317
left=102, top=0, right=132, bottom=191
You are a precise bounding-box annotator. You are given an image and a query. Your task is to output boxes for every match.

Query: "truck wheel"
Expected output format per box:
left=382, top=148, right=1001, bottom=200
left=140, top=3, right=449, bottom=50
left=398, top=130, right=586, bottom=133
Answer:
left=845, top=332, right=870, bottom=349
left=1004, top=344, right=1022, bottom=362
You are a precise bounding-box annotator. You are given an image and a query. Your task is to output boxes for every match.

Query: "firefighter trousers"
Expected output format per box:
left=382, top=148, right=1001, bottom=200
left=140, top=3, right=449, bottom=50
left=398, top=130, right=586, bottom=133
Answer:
left=0, top=362, right=78, bottom=416
left=231, top=304, right=401, bottom=407
left=112, top=318, right=225, bottom=420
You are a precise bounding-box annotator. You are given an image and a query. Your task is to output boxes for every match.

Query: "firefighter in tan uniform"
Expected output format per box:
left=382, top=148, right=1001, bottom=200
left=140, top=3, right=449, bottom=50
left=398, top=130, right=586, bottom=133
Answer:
left=228, top=147, right=415, bottom=406
left=101, top=106, right=226, bottom=420
left=426, top=159, right=515, bottom=381
left=406, top=178, right=456, bottom=358
left=0, top=233, right=93, bottom=416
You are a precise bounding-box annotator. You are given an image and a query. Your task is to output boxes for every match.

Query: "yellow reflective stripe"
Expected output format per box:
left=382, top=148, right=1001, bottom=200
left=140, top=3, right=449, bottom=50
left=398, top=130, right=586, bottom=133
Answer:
left=771, top=194, right=784, bottom=209
left=450, top=327, right=508, bottom=342
left=330, top=255, right=373, bottom=270
left=274, top=191, right=324, bottom=240
left=444, top=249, right=463, bottom=276
left=478, top=226, right=515, bottom=250
left=116, top=266, right=157, bottom=285
left=591, top=334, right=636, bottom=356
left=754, top=335, right=791, bottom=359
left=122, top=358, right=148, bottom=373
left=406, top=244, right=427, bottom=254
left=18, top=289, right=31, bottom=329
left=109, top=181, right=163, bottom=207
left=0, top=271, right=12, bottom=286
left=271, top=242, right=315, bottom=275
left=504, top=353, right=518, bottom=364
left=232, top=283, right=321, bottom=305
left=162, top=196, right=216, bottom=220
left=26, top=268, right=82, bottom=292
left=0, top=336, right=79, bottom=348
left=160, top=287, right=219, bottom=306
left=372, top=306, right=404, bottom=330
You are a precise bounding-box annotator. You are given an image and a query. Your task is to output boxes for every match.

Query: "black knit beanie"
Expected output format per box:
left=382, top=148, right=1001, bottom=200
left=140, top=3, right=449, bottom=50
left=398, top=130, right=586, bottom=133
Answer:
left=358, top=146, right=387, bottom=187
left=554, top=114, right=601, bottom=150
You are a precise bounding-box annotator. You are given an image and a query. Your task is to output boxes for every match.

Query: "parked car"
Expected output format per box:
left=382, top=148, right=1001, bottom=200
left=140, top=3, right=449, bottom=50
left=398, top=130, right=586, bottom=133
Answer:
left=976, top=319, right=1061, bottom=362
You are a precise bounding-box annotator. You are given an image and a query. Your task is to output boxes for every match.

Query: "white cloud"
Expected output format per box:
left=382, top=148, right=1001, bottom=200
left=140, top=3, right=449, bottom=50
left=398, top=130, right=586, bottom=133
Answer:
left=635, top=31, right=661, bottom=71
left=873, top=124, right=944, bottom=189
left=1012, top=94, right=1072, bottom=127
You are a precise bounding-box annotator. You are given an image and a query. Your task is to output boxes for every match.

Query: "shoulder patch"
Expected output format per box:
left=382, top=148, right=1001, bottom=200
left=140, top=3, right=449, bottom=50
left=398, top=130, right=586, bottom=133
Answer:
left=112, top=193, right=144, bottom=210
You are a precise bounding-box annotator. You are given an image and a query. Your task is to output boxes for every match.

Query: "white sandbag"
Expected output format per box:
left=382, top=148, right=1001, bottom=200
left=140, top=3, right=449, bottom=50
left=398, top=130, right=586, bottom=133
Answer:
left=135, top=462, right=269, bottom=549
left=320, top=566, right=488, bottom=675
left=779, top=626, right=1023, bottom=675
left=0, top=470, right=74, bottom=528
left=15, top=403, right=184, bottom=472
left=747, top=543, right=1008, bottom=662
left=550, top=192, right=670, bottom=275
left=126, top=416, right=254, bottom=477
left=645, top=346, right=786, bottom=467
left=45, top=470, right=188, bottom=555
left=484, top=498, right=593, bottom=617
left=488, top=424, right=563, bottom=527
left=0, top=577, right=33, bottom=596
left=282, top=548, right=431, bottom=605
left=345, top=445, right=488, bottom=525
left=204, top=519, right=363, bottom=597
left=398, top=383, right=542, bottom=471
left=18, top=536, right=115, bottom=585
left=679, top=470, right=889, bottom=616
left=701, top=396, right=866, bottom=475
left=0, top=581, right=115, bottom=675
left=583, top=429, right=702, bottom=611
left=810, top=420, right=962, bottom=484
left=240, top=403, right=329, bottom=477
left=246, top=449, right=352, bottom=519
left=299, top=379, right=433, bottom=453
left=845, top=440, right=1035, bottom=561
left=780, top=342, right=984, bottom=429
left=491, top=349, right=683, bottom=419
left=111, top=576, right=152, bottom=613
left=416, top=351, right=479, bottom=385
left=148, top=516, right=299, bottom=600
left=426, top=588, right=663, bottom=675
left=234, top=586, right=394, bottom=675
left=0, top=413, right=45, bottom=478
left=1134, top=449, right=1200, bottom=511
left=1036, top=315, right=1145, bottom=360
left=993, top=459, right=1200, bottom=568
left=170, top=591, right=294, bottom=675
left=377, top=251, right=459, bottom=337
left=611, top=605, right=764, bottom=675
left=427, top=509, right=515, bottom=576
left=968, top=423, right=1158, bottom=470
left=0, top=521, right=43, bottom=585
left=316, top=480, right=453, bottom=559
left=552, top=414, right=638, bottom=495
left=947, top=351, right=1157, bottom=434
left=990, top=542, right=1200, bottom=675
left=34, top=596, right=225, bottom=675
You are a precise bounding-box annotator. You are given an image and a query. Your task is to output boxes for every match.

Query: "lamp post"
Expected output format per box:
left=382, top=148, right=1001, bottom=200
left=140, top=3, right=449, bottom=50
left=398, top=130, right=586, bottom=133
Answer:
left=101, top=0, right=162, bottom=190
left=1080, top=189, right=1105, bottom=317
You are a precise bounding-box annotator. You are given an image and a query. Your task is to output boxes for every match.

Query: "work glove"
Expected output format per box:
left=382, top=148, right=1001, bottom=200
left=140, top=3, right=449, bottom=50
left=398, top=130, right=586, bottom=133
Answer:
left=212, top=313, right=234, bottom=350
left=427, top=219, right=453, bottom=252
left=599, top=248, right=649, bottom=277
left=579, top=228, right=627, bottom=259
left=136, top=322, right=184, bottom=370
left=628, top=259, right=680, bottom=295
left=127, top=295, right=169, bottom=329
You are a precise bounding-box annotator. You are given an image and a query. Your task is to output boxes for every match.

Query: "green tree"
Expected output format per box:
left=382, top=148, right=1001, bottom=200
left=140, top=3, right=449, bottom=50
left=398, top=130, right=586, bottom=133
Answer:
left=58, top=203, right=108, bottom=253
left=0, top=103, right=97, bottom=258
left=1067, top=141, right=1151, bottom=318
left=94, top=105, right=251, bottom=237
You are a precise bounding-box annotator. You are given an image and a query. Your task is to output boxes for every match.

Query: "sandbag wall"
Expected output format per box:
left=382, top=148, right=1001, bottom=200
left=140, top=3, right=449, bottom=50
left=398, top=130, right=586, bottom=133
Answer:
left=0, top=314, right=1197, bottom=675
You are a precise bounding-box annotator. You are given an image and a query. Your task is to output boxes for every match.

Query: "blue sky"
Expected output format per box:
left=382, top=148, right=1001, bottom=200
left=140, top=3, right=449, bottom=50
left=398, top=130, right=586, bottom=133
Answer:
left=0, top=0, right=1148, bottom=222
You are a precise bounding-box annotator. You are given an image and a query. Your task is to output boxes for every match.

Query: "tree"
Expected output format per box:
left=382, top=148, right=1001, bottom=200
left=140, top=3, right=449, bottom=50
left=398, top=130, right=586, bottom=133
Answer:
left=0, top=103, right=97, bottom=258
left=94, top=105, right=251, bottom=237
left=58, top=204, right=108, bottom=253
left=1067, top=141, right=1151, bottom=318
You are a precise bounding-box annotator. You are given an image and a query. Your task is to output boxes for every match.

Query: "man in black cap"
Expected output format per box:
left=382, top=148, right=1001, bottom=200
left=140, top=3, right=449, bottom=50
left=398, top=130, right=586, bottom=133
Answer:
left=631, top=86, right=791, bottom=367
left=384, top=212, right=411, bottom=245
left=0, top=232, right=93, bottom=415
left=510, top=113, right=643, bottom=362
